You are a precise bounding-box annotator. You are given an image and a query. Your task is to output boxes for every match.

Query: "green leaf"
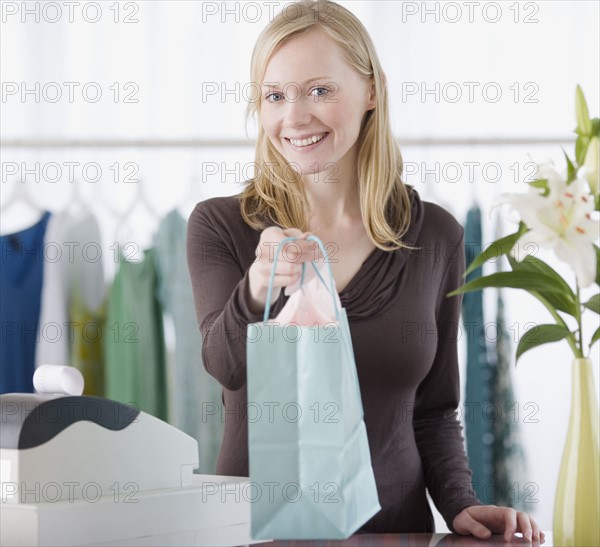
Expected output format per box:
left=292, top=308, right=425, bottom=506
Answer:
left=583, top=294, right=600, bottom=314
left=576, top=85, right=593, bottom=136
left=563, top=149, right=577, bottom=184
left=464, top=223, right=527, bottom=278
left=528, top=178, right=550, bottom=196
left=592, top=117, right=600, bottom=137
left=590, top=326, right=600, bottom=348
left=516, top=324, right=572, bottom=363
left=576, top=135, right=590, bottom=166
left=448, top=271, right=569, bottom=297
left=507, top=254, right=577, bottom=316
left=595, top=244, right=600, bottom=286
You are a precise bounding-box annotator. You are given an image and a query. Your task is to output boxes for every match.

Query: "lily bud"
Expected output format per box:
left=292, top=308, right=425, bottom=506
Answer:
left=583, top=135, right=599, bottom=198
left=576, top=85, right=593, bottom=136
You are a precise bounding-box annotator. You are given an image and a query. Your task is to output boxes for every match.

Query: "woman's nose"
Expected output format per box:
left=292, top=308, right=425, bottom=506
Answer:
left=283, top=95, right=313, bottom=127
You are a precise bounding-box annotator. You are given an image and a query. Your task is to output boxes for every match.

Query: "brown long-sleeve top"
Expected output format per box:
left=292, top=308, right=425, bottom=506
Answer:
left=186, top=185, right=481, bottom=534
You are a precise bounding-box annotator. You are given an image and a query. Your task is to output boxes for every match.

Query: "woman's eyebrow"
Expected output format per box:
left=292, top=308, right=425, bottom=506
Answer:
left=301, top=76, right=333, bottom=85
left=261, top=76, right=333, bottom=88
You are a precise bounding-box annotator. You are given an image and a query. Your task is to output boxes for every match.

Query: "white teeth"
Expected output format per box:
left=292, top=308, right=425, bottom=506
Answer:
left=289, top=133, right=325, bottom=147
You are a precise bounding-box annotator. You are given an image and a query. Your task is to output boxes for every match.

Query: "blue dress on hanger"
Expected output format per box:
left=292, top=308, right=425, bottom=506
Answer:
left=0, top=212, right=51, bottom=393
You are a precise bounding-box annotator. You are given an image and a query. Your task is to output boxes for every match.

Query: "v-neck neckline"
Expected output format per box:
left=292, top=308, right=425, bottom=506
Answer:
left=337, top=245, right=381, bottom=297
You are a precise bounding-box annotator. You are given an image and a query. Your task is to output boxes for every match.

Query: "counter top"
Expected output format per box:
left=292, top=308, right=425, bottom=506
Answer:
left=254, top=532, right=551, bottom=546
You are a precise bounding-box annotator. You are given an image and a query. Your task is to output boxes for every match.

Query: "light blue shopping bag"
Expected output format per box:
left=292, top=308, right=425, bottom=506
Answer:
left=246, top=235, right=381, bottom=539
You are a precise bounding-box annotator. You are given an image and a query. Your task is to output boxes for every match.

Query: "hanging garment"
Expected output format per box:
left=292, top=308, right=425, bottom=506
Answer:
left=490, top=216, right=529, bottom=510
left=69, top=285, right=107, bottom=396
left=462, top=204, right=494, bottom=504
left=65, top=211, right=106, bottom=313
left=66, top=211, right=107, bottom=395
left=154, top=209, right=223, bottom=473
left=489, top=289, right=529, bottom=509
left=35, top=212, right=71, bottom=369
left=36, top=210, right=107, bottom=393
left=0, top=212, right=51, bottom=393
left=104, top=247, right=167, bottom=420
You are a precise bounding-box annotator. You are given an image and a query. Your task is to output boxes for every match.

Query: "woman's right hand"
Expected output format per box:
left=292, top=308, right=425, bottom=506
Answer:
left=247, top=227, right=318, bottom=314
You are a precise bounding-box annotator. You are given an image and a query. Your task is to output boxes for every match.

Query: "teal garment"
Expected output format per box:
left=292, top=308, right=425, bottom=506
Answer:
left=462, top=205, right=494, bottom=503
left=154, top=209, right=223, bottom=473
left=490, top=268, right=529, bottom=509
left=104, top=248, right=167, bottom=420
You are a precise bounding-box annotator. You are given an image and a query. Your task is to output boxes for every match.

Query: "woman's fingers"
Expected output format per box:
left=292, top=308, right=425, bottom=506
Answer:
left=282, top=227, right=308, bottom=237
left=253, top=226, right=321, bottom=295
left=271, top=260, right=301, bottom=277
left=453, top=505, right=547, bottom=545
left=502, top=508, right=546, bottom=543
left=502, top=509, right=518, bottom=542
left=515, top=511, right=532, bottom=542
left=278, top=230, right=319, bottom=263
left=530, top=516, right=545, bottom=542
left=263, top=260, right=302, bottom=287
left=453, top=509, right=492, bottom=539
left=505, top=509, right=545, bottom=543
left=283, top=240, right=318, bottom=262
left=520, top=513, right=545, bottom=543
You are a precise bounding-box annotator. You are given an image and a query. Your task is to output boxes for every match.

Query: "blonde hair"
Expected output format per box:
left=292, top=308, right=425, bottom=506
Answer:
left=239, top=0, right=413, bottom=251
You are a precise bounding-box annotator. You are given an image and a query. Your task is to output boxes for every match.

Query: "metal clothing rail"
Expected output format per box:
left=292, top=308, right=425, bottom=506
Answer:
left=0, top=136, right=575, bottom=148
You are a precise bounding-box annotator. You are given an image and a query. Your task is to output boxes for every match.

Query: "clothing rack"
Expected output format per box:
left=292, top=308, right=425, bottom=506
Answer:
left=1, top=136, right=575, bottom=148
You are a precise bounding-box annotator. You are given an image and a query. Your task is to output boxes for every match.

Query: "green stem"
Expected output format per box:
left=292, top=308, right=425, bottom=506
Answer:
left=575, top=283, right=585, bottom=358
left=530, top=290, right=582, bottom=357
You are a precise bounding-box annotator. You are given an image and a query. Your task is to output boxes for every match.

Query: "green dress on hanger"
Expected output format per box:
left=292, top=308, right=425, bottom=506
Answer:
left=104, top=247, right=167, bottom=420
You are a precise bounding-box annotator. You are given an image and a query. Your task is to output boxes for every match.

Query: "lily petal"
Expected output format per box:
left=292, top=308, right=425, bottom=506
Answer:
left=553, top=236, right=597, bottom=287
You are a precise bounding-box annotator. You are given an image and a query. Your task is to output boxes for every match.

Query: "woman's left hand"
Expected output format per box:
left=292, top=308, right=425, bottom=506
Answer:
left=452, top=505, right=545, bottom=543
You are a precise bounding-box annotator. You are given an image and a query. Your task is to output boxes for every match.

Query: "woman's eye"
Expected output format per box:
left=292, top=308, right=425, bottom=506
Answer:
left=266, top=92, right=284, bottom=102
left=311, top=87, right=329, bottom=98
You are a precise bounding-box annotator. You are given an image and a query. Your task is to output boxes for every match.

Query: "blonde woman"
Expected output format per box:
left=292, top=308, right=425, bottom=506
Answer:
left=187, top=0, right=544, bottom=541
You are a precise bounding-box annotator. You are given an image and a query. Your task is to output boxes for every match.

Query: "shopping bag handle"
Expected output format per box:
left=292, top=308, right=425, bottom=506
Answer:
left=263, top=234, right=341, bottom=323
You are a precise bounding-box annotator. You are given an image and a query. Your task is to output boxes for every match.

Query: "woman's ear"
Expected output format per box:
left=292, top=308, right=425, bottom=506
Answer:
left=367, top=79, right=377, bottom=111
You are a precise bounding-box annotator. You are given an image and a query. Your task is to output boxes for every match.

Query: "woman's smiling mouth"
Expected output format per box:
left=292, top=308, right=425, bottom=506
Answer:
left=285, top=132, right=329, bottom=149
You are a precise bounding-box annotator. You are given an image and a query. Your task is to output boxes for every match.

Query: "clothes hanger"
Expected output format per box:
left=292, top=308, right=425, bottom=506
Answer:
left=0, top=179, right=46, bottom=236
left=113, top=189, right=138, bottom=248
left=112, top=178, right=161, bottom=257
left=64, top=179, right=92, bottom=217
left=62, top=179, right=108, bottom=312
left=177, top=171, right=201, bottom=219
left=139, top=181, right=161, bottom=224
left=177, top=153, right=206, bottom=218
left=0, top=179, right=44, bottom=214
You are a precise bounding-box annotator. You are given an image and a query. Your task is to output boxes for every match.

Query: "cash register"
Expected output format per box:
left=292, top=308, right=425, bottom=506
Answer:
left=0, top=392, right=261, bottom=546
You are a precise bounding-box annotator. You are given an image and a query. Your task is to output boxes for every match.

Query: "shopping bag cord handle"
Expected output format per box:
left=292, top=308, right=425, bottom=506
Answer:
left=263, top=235, right=341, bottom=323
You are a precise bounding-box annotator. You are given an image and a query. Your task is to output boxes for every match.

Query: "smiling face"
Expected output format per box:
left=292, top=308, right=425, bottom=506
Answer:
left=259, top=28, right=376, bottom=179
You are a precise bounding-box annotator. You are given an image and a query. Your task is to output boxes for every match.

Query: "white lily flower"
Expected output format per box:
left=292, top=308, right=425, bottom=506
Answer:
left=492, top=162, right=599, bottom=287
